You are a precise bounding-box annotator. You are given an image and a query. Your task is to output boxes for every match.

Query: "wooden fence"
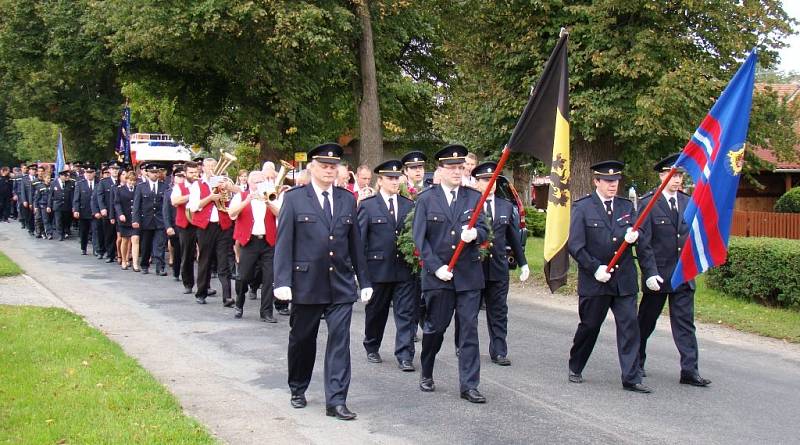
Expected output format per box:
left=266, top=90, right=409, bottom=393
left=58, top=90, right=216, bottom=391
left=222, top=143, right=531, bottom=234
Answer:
left=730, top=211, right=800, bottom=239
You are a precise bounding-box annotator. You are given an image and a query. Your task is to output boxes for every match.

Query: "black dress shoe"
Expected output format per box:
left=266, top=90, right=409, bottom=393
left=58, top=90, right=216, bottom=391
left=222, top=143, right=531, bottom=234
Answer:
left=207, top=289, right=217, bottom=296
left=623, top=382, right=653, bottom=393
left=141, top=268, right=150, bottom=274
left=260, top=313, right=277, bottom=323
left=278, top=307, right=290, bottom=316
left=419, top=377, right=435, bottom=392
left=491, top=356, right=511, bottom=366
left=568, top=370, right=584, bottom=383
left=105, top=257, right=115, bottom=263
left=81, top=250, right=87, bottom=255
left=398, top=360, right=415, bottom=372
left=460, top=389, right=487, bottom=404
left=680, top=373, right=711, bottom=387
left=97, top=254, right=105, bottom=260
left=234, top=307, right=243, bottom=319
left=325, top=405, right=356, bottom=420
left=156, top=268, right=167, bottom=276
left=290, top=394, right=306, bottom=409
left=195, top=296, right=207, bottom=304
left=222, top=298, right=235, bottom=308
left=366, top=352, right=382, bottom=363
left=183, top=287, right=193, bottom=294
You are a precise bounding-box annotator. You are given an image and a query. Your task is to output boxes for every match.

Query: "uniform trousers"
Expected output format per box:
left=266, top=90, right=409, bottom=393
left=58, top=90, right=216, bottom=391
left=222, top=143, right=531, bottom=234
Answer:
left=21, top=205, right=33, bottom=232
left=77, top=218, right=92, bottom=252
left=54, top=211, right=72, bottom=239
left=234, top=238, right=274, bottom=318
left=483, top=279, right=510, bottom=359
left=167, top=230, right=181, bottom=279
left=0, top=197, right=10, bottom=220
left=177, top=226, right=196, bottom=289
left=196, top=222, right=232, bottom=299
left=103, top=219, right=117, bottom=259
left=92, top=218, right=103, bottom=255
left=421, top=288, right=481, bottom=392
left=363, top=280, right=416, bottom=361
left=288, top=302, right=353, bottom=407
left=569, top=294, right=642, bottom=384
left=638, top=287, right=699, bottom=374
left=139, top=228, right=166, bottom=270
left=34, top=207, right=52, bottom=236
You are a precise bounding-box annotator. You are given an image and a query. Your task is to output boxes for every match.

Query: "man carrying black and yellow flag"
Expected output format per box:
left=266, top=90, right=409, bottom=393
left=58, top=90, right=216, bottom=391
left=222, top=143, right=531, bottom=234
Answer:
left=505, top=31, right=570, bottom=292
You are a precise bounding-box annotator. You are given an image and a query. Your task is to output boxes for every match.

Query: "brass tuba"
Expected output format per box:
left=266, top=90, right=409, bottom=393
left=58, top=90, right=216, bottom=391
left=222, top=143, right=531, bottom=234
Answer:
left=261, top=160, right=294, bottom=202
left=210, top=151, right=238, bottom=213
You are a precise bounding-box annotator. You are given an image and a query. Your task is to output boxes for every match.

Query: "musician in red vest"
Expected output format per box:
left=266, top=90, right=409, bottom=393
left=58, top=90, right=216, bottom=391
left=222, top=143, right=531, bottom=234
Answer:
left=171, top=160, right=200, bottom=295
left=228, top=170, right=279, bottom=322
left=188, top=158, right=236, bottom=306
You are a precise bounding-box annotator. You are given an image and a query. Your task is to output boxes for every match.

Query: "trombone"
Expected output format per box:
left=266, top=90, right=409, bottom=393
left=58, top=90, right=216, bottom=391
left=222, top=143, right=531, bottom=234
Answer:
left=259, top=160, right=294, bottom=202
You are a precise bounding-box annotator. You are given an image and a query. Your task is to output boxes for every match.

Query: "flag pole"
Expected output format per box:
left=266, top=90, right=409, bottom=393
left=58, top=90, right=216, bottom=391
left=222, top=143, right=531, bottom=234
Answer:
left=447, top=145, right=511, bottom=271
left=606, top=166, right=677, bottom=272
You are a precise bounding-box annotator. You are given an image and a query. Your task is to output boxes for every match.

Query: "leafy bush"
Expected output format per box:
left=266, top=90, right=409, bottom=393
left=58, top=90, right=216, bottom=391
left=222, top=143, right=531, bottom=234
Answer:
left=774, top=186, right=800, bottom=213
left=524, top=208, right=546, bottom=237
left=706, top=237, right=800, bottom=309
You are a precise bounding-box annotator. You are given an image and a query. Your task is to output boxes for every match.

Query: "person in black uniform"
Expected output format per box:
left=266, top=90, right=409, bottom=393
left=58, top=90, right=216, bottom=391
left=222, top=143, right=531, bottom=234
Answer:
left=49, top=170, right=75, bottom=240
left=32, top=173, right=53, bottom=239
left=567, top=160, right=651, bottom=393
left=132, top=163, right=167, bottom=275
left=400, top=150, right=427, bottom=336
left=0, top=166, right=12, bottom=222
left=471, top=163, right=530, bottom=366
left=20, top=163, right=39, bottom=236
left=412, top=144, right=489, bottom=404
left=72, top=166, right=99, bottom=255
left=358, top=159, right=417, bottom=371
left=636, top=153, right=711, bottom=387
left=163, top=165, right=184, bottom=282
left=96, top=161, right=120, bottom=262
left=273, top=142, right=371, bottom=420
left=115, top=171, right=139, bottom=270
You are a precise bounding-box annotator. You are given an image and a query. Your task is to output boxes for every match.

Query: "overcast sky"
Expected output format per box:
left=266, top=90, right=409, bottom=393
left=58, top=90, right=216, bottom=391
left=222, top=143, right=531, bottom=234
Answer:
left=777, top=1, right=800, bottom=73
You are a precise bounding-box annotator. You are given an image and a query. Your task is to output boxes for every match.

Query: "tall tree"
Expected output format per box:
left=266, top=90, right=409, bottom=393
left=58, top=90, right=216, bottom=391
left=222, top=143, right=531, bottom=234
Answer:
left=354, top=0, right=384, bottom=167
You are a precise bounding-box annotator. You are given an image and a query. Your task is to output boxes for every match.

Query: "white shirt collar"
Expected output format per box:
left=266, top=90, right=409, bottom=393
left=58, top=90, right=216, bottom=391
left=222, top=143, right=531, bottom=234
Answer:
left=596, top=190, right=613, bottom=208
left=661, top=190, right=678, bottom=202
left=379, top=189, right=396, bottom=205
left=311, top=181, right=333, bottom=198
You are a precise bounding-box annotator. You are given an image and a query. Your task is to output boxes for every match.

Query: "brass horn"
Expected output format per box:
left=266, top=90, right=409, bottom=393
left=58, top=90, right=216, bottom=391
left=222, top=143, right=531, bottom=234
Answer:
left=261, top=160, right=294, bottom=202
left=211, top=151, right=238, bottom=213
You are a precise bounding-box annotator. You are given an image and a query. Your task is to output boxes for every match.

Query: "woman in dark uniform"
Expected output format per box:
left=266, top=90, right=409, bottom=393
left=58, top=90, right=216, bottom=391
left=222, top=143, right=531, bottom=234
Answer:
left=115, top=171, right=140, bottom=270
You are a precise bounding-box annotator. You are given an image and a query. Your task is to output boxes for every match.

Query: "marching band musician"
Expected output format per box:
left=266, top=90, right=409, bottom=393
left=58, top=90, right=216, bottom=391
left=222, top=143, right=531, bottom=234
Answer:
left=171, top=160, right=200, bottom=295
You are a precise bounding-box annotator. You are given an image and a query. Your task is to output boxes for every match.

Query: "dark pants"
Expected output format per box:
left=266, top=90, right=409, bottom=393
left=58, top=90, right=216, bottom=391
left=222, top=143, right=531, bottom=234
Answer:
left=92, top=218, right=103, bottom=255
left=167, top=230, right=181, bottom=278
left=196, top=223, right=232, bottom=300
left=139, top=228, right=166, bottom=270
left=178, top=225, right=197, bottom=289
left=483, top=279, right=510, bottom=359
left=288, top=303, right=353, bottom=407
left=103, top=219, right=116, bottom=259
left=420, top=288, right=481, bottom=392
left=34, top=207, right=52, bottom=236
left=20, top=204, right=33, bottom=232
left=234, top=239, right=275, bottom=318
left=78, top=218, right=92, bottom=252
left=0, top=196, right=10, bottom=220
left=569, top=294, right=641, bottom=384
left=638, top=287, right=699, bottom=374
left=363, top=280, right=417, bottom=362
left=54, top=210, right=72, bottom=239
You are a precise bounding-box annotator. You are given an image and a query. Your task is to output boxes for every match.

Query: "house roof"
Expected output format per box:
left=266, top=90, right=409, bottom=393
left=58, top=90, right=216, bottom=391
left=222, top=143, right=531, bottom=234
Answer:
left=752, top=83, right=800, bottom=171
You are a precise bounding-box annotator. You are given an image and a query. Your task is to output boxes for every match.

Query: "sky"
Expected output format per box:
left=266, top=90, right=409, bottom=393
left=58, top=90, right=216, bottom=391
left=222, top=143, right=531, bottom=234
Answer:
left=777, top=1, right=800, bottom=73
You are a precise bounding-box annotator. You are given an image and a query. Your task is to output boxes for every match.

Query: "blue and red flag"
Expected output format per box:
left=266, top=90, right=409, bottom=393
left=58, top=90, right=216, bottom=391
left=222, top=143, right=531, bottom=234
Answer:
left=116, top=105, right=132, bottom=165
left=670, top=51, right=757, bottom=289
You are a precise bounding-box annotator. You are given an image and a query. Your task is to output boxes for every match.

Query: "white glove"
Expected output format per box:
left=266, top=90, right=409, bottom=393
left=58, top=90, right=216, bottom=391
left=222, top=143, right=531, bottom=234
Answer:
left=646, top=275, right=664, bottom=291
left=519, top=264, right=530, bottom=282
left=360, top=287, right=373, bottom=303
left=434, top=265, right=453, bottom=281
left=460, top=225, right=478, bottom=243
left=274, top=286, right=292, bottom=301
left=624, top=227, right=639, bottom=244
left=594, top=265, right=611, bottom=283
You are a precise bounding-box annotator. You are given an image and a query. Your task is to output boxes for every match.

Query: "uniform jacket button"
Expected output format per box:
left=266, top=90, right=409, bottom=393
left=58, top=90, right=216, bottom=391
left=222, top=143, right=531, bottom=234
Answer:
left=329, top=267, right=334, bottom=271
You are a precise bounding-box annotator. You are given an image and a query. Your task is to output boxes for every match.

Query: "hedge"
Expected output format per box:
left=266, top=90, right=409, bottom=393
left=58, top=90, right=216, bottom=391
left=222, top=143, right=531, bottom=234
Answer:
left=774, top=186, right=800, bottom=213
left=706, top=237, right=800, bottom=309
left=523, top=208, right=546, bottom=237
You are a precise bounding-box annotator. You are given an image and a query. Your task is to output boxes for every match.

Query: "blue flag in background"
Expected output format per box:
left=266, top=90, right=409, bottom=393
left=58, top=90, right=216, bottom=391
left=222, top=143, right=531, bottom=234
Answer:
left=117, top=106, right=132, bottom=165
left=55, top=130, right=65, bottom=174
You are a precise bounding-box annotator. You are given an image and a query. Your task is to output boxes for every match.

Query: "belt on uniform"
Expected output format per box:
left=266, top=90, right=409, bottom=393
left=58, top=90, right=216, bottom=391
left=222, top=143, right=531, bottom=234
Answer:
left=250, top=234, right=265, bottom=240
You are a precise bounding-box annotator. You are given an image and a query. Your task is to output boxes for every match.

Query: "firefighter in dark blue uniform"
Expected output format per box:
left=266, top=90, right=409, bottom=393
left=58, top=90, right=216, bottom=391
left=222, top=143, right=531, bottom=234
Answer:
left=96, top=161, right=120, bottom=262
left=567, top=160, right=651, bottom=393
left=72, top=165, right=99, bottom=255
left=132, top=163, right=167, bottom=275
left=49, top=170, right=75, bottom=240
left=400, top=150, right=427, bottom=335
left=358, top=159, right=417, bottom=372
left=412, top=144, right=489, bottom=403
left=472, top=162, right=530, bottom=366
left=273, top=143, right=371, bottom=420
left=32, top=173, right=53, bottom=239
left=636, top=153, right=711, bottom=387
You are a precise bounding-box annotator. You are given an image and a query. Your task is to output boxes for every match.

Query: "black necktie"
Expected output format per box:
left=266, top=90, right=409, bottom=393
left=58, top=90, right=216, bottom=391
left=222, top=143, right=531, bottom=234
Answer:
left=485, top=199, right=493, bottom=221
left=388, top=197, right=396, bottom=224
left=322, top=190, right=332, bottom=221
left=450, top=190, right=456, bottom=208
left=669, top=197, right=678, bottom=226
left=604, top=200, right=613, bottom=220
left=151, top=183, right=156, bottom=194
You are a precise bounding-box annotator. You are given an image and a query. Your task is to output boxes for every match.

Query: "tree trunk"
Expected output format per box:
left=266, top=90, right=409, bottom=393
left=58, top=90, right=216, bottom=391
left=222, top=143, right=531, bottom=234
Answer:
left=570, top=135, right=620, bottom=199
left=355, top=0, right=383, bottom=168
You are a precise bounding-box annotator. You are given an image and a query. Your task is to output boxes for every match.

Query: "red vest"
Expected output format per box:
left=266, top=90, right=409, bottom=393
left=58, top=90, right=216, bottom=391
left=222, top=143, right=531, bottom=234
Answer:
left=191, top=181, right=232, bottom=230
left=233, top=191, right=277, bottom=247
left=174, top=182, right=190, bottom=229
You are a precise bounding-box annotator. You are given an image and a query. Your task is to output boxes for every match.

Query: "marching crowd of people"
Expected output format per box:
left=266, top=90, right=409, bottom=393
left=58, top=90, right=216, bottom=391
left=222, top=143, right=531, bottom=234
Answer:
left=0, top=143, right=709, bottom=420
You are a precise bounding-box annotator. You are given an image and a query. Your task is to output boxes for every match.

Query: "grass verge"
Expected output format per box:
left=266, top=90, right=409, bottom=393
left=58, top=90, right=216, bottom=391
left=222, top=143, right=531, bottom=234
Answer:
left=0, top=305, right=218, bottom=444
left=0, top=251, right=22, bottom=277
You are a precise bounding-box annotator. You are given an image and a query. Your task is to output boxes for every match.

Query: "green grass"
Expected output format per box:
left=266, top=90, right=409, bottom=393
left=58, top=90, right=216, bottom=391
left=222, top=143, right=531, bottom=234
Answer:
left=0, top=306, right=218, bottom=445
left=0, top=251, right=22, bottom=277
left=522, top=237, right=800, bottom=342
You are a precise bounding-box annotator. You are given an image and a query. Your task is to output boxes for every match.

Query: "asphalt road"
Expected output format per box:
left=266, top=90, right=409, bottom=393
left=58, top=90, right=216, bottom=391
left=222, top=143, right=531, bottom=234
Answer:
left=2, top=224, right=798, bottom=444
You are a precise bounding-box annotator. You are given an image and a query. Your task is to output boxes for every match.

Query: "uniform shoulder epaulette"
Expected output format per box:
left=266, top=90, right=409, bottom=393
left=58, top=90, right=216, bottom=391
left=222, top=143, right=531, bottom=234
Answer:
left=359, top=194, right=378, bottom=203
left=639, top=190, right=655, bottom=200
left=415, top=186, right=433, bottom=197
left=616, top=196, right=631, bottom=202
left=574, top=193, right=592, bottom=203
left=285, top=184, right=306, bottom=194
left=678, top=190, right=690, bottom=197
left=398, top=194, right=414, bottom=204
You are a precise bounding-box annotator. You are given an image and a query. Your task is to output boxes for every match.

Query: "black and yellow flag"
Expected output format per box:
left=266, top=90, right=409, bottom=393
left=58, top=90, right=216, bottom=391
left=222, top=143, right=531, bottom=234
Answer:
left=506, top=33, right=570, bottom=292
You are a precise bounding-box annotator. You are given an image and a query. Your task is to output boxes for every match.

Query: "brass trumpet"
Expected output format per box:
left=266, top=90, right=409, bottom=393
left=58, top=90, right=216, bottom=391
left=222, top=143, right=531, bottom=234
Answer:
left=211, top=150, right=238, bottom=213
left=260, top=160, right=294, bottom=201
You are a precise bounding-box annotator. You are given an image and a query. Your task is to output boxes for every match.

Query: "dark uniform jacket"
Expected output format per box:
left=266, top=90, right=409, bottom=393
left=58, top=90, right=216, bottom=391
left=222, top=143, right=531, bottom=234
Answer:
left=0, top=175, right=12, bottom=199
left=412, top=185, right=489, bottom=292
left=568, top=193, right=639, bottom=297
left=33, top=182, right=51, bottom=208
left=114, top=184, right=136, bottom=227
left=72, top=179, right=99, bottom=219
left=274, top=184, right=370, bottom=305
left=21, top=175, right=38, bottom=204
left=132, top=180, right=166, bottom=229
left=96, top=177, right=117, bottom=219
left=636, top=190, right=695, bottom=293
left=483, top=196, right=527, bottom=282
left=357, top=193, right=414, bottom=284
left=48, top=178, right=74, bottom=212
left=162, top=184, right=177, bottom=229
